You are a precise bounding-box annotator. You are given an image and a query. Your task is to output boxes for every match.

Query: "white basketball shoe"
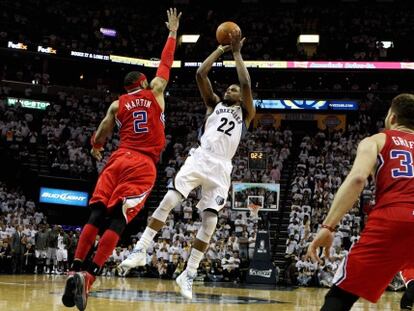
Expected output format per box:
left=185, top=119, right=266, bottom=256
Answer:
left=176, top=270, right=196, bottom=300
left=117, top=247, right=146, bottom=276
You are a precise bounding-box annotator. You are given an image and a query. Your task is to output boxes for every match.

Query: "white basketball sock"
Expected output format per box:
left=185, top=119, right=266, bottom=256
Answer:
left=186, top=248, right=204, bottom=276
left=135, top=190, right=183, bottom=251
left=135, top=227, right=157, bottom=250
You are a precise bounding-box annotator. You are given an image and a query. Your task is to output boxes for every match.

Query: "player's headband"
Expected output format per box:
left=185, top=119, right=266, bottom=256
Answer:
left=125, top=74, right=147, bottom=92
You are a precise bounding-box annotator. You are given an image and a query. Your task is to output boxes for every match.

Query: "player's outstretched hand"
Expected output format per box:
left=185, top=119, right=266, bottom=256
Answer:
left=218, top=44, right=231, bottom=53
left=165, top=8, right=182, bottom=32
left=306, top=228, right=333, bottom=264
left=229, top=29, right=246, bottom=53
left=91, top=147, right=104, bottom=161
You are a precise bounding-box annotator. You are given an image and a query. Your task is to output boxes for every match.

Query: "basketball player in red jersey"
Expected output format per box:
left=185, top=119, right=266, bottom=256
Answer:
left=61, top=8, right=181, bottom=311
left=307, top=93, right=414, bottom=310
left=400, top=269, right=414, bottom=309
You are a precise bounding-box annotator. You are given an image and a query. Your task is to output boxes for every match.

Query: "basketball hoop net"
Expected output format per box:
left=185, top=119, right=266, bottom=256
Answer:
left=248, top=203, right=261, bottom=219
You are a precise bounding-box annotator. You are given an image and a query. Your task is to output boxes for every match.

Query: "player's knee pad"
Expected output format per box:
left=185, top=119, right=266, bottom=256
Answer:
left=151, top=190, right=183, bottom=222
left=87, top=202, right=107, bottom=227
left=108, top=203, right=127, bottom=236
left=196, top=210, right=218, bottom=243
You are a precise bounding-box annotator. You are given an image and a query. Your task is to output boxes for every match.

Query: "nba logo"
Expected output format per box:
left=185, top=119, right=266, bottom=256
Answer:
left=260, top=240, right=265, bottom=250
left=257, top=239, right=267, bottom=254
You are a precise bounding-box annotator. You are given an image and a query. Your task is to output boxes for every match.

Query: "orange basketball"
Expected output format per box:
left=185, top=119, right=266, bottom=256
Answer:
left=216, top=21, right=241, bottom=45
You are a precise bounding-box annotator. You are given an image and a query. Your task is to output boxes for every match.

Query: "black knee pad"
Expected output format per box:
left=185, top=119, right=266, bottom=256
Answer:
left=87, top=202, right=107, bottom=227
left=321, top=285, right=359, bottom=311
left=107, top=203, right=127, bottom=236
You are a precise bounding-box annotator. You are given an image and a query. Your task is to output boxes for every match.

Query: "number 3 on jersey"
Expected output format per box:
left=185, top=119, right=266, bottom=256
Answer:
left=390, top=149, right=414, bottom=178
left=133, top=111, right=148, bottom=133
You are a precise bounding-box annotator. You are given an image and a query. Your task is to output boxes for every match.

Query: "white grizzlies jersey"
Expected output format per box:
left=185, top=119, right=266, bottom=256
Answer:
left=200, top=102, right=245, bottom=160
left=57, top=234, right=65, bottom=250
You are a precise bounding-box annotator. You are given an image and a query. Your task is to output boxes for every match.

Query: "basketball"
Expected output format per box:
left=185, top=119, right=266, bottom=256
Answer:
left=216, top=21, right=241, bottom=45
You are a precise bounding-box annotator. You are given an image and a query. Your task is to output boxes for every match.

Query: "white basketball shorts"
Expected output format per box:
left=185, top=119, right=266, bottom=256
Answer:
left=56, top=249, right=68, bottom=262
left=35, top=250, right=47, bottom=259
left=172, top=147, right=232, bottom=213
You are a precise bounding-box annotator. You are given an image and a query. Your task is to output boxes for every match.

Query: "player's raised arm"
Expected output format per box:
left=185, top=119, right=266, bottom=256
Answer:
left=196, top=45, right=229, bottom=112
left=90, top=100, right=119, bottom=161
left=306, top=134, right=384, bottom=263
left=229, top=30, right=255, bottom=127
left=150, top=8, right=182, bottom=110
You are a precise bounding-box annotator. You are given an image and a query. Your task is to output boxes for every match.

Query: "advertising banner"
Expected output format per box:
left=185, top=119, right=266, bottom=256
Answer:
left=39, top=187, right=89, bottom=207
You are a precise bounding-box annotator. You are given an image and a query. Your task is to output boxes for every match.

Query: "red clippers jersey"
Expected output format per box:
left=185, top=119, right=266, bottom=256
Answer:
left=116, top=89, right=165, bottom=163
left=374, top=129, right=414, bottom=221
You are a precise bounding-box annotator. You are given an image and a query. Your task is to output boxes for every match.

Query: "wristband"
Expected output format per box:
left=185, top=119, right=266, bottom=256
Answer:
left=90, top=132, right=104, bottom=149
left=321, top=224, right=335, bottom=232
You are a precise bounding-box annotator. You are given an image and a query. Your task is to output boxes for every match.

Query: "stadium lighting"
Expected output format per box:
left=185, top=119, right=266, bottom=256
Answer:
left=377, top=41, right=394, bottom=49
left=298, top=34, right=320, bottom=44
left=100, top=28, right=117, bottom=37
left=180, top=34, right=200, bottom=43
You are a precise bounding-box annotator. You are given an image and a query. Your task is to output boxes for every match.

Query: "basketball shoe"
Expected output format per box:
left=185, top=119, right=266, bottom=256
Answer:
left=73, top=271, right=96, bottom=311
left=61, top=271, right=76, bottom=307
left=401, top=282, right=414, bottom=310
left=117, top=247, right=146, bottom=275
left=176, top=270, right=196, bottom=300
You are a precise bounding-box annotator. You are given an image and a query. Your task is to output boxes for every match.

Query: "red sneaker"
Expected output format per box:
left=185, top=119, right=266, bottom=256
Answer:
left=73, top=272, right=96, bottom=311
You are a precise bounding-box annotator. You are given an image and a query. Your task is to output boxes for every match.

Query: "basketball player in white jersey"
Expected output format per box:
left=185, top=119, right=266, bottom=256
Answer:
left=118, top=29, right=255, bottom=299
left=56, top=226, right=69, bottom=274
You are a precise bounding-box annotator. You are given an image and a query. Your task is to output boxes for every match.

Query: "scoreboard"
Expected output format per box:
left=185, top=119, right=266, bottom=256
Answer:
left=248, top=151, right=267, bottom=170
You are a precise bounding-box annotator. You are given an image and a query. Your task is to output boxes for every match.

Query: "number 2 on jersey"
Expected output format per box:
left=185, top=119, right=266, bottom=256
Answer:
left=390, top=149, right=414, bottom=178
left=217, top=117, right=235, bottom=136
left=133, top=111, right=148, bottom=133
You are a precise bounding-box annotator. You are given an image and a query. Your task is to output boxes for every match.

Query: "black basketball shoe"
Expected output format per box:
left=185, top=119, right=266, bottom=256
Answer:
left=62, top=272, right=76, bottom=307
left=401, top=282, right=414, bottom=310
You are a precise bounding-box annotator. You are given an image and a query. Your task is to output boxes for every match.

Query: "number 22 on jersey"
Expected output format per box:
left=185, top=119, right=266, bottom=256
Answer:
left=217, top=117, right=235, bottom=136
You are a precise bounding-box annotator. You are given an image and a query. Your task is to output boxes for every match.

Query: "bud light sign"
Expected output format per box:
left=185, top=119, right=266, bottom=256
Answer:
left=39, top=187, right=89, bottom=207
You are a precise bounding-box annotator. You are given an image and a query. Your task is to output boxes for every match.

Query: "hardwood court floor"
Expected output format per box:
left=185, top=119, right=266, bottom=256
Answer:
left=0, top=274, right=403, bottom=311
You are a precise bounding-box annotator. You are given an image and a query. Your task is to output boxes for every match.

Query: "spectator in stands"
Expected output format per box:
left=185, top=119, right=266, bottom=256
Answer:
left=23, top=242, right=36, bottom=273
left=285, top=235, right=298, bottom=257
left=0, top=240, right=12, bottom=273
left=221, top=252, right=240, bottom=282
left=172, top=257, right=185, bottom=280
left=46, top=225, right=58, bottom=274
left=35, top=224, right=49, bottom=274
left=318, top=265, right=335, bottom=288
left=11, top=225, right=25, bottom=274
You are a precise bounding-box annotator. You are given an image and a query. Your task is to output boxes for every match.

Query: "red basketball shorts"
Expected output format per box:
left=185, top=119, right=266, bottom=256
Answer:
left=90, top=149, right=157, bottom=223
left=333, top=211, right=414, bottom=303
